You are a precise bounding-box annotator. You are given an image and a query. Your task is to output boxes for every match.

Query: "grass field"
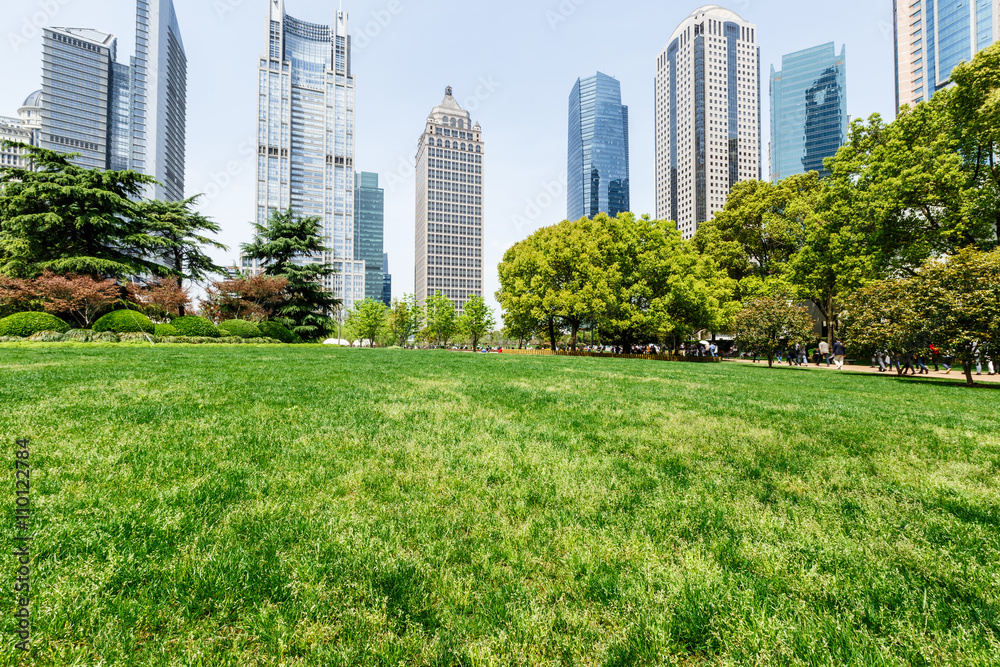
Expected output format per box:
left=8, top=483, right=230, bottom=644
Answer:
left=1, top=344, right=999, bottom=666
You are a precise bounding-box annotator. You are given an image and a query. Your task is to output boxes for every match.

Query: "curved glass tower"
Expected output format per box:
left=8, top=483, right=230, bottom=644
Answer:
left=567, top=72, right=630, bottom=221
left=255, top=0, right=364, bottom=311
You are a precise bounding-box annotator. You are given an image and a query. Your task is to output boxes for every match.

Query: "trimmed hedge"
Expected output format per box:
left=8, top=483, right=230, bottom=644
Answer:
left=0, top=312, right=70, bottom=337
left=258, top=320, right=298, bottom=344
left=170, top=316, right=220, bottom=338
left=154, top=323, right=179, bottom=337
left=93, top=310, right=155, bottom=334
left=217, top=319, right=262, bottom=339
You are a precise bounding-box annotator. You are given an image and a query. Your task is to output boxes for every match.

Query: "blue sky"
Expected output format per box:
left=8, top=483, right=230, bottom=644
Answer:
left=1, top=0, right=897, bottom=311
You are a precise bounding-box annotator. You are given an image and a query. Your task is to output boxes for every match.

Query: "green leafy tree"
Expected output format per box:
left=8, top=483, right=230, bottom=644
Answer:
left=501, top=308, right=540, bottom=349
left=424, top=291, right=457, bottom=348
left=388, top=293, right=422, bottom=347
left=840, top=279, right=920, bottom=376
left=733, top=295, right=816, bottom=368
left=241, top=209, right=339, bottom=340
left=348, top=298, right=389, bottom=347
left=0, top=143, right=160, bottom=278
left=497, top=232, right=562, bottom=351
left=457, top=295, right=496, bottom=350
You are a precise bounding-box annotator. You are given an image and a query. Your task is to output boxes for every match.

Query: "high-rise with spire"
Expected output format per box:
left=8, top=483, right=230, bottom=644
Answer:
left=414, top=87, right=485, bottom=314
left=255, top=0, right=365, bottom=311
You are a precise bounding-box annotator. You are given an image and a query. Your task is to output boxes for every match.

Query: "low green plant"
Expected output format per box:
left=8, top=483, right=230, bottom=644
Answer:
left=217, top=319, right=263, bottom=339
left=258, top=320, right=298, bottom=344
left=119, top=332, right=154, bottom=343
left=28, top=330, right=67, bottom=342
left=93, top=310, right=155, bottom=335
left=64, top=329, right=95, bottom=342
left=0, top=312, right=71, bottom=337
left=92, top=332, right=119, bottom=343
left=154, top=323, right=179, bottom=337
left=169, top=316, right=220, bottom=338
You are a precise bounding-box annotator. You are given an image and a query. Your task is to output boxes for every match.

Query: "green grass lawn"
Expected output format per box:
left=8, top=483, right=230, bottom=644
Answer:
left=1, top=345, right=998, bottom=666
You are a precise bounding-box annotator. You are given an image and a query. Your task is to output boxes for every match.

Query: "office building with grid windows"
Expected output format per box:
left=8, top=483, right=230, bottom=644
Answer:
left=567, top=72, right=630, bottom=221
left=354, top=171, right=385, bottom=303
left=255, top=0, right=365, bottom=311
left=655, top=5, right=761, bottom=240
left=414, top=87, right=484, bottom=315
left=894, top=0, right=999, bottom=109
left=770, top=43, right=847, bottom=181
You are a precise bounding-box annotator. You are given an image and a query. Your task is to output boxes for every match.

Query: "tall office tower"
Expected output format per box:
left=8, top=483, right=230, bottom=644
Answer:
left=39, top=28, right=118, bottom=170
left=770, top=43, right=847, bottom=182
left=567, top=72, right=630, bottom=221
left=0, top=92, right=42, bottom=169
left=354, top=171, right=385, bottom=303
left=655, top=5, right=760, bottom=240
left=894, top=0, right=999, bottom=109
left=133, top=0, right=187, bottom=200
left=381, top=253, right=392, bottom=306
left=414, top=87, right=484, bottom=314
left=256, top=0, right=365, bottom=311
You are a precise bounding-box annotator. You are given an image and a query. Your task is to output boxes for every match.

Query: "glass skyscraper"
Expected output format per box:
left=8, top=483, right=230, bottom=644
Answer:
left=381, top=253, right=391, bottom=306
left=256, top=0, right=364, bottom=311
left=567, top=72, right=630, bottom=221
left=770, top=43, right=847, bottom=181
left=895, top=0, right=999, bottom=108
left=354, top=171, right=385, bottom=303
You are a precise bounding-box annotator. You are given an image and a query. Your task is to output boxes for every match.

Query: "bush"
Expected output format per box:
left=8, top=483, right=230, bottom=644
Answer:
left=28, top=330, right=66, bottom=342
left=154, top=323, right=179, bottom=337
left=170, top=316, right=220, bottom=338
left=0, top=336, right=22, bottom=343
left=65, top=329, right=95, bottom=342
left=93, top=310, right=155, bottom=334
left=92, top=332, right=119, bottom=343
left=0, top=312, right=71, bottom=337
left=119, top=332, right=153, bottom=342
left=258, top=320, right=298, bottom=344
left=217, top=319, right=263, bottom=339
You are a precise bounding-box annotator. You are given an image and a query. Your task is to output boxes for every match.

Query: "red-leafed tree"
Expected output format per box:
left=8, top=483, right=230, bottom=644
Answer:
left=0, top=275, right=37, bottom=317
left=127, top=278, right=192, bottom=321
left=32, top=271, right=121, bottom=328
left=201, top=275, right=289, bottom=323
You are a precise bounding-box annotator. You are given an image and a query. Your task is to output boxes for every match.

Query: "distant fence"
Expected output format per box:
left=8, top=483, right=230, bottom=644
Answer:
left=498, top=349, right=722, bottom=363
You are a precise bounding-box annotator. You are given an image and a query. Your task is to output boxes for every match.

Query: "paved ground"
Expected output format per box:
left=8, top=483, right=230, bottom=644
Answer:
left=726, top=357, right=1000, bottom=384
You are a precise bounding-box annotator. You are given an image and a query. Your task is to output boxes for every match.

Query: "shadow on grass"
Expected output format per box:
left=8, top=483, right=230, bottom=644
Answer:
left=725, top=360, right=1000, bottom=390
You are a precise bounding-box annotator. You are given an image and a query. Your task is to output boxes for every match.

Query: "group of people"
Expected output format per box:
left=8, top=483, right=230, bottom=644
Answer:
left=872, top=344, right=995, bottom=376
left=744, top=340, right=848, bottom=369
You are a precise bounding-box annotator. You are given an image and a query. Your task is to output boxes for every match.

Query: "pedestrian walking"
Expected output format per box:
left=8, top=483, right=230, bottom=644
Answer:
left=819, top=340, right=831, bottom=366
left=833, top=339, right=847, bottom=370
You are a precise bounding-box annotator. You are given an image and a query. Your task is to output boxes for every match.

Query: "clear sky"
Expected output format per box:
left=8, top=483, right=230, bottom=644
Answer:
left=0, top=0, right=897, bottom=313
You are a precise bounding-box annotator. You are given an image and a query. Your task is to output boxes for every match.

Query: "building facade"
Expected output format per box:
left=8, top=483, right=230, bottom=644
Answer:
left=770, top=43, right=847, bottom=181
left=256, top=0, right=365, bottom=311
left=567, top=72, right=630, bottom=221
left=894, top=0, right=1000, bottom=109
left=354, top=171, right=385, bottom=303
left=133, top=0, right=188, bottom=200
left=381, top=253, right=391, bottom=306
left=655, top=5, right=761, bottom=239
left=414, top=87, right=484, bottom=314
left=0, top=92, right=42, bottom=169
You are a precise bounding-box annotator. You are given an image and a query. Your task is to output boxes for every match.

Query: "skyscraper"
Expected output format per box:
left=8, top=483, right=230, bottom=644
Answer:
left=354, top=171, right=385, bottom=303
left=894, top=0, right=999, bottom=109
left=655, top=5, right=760, bottom=239
left=133, top=0, right=188, bottom=200
left=256, top=0, right=365, bottom=311
left=33, top=1, right=186, bottom=197
left=381, top=253, right=392, bottom=306
left=40, top=28, right=118, bottom=170
left=567, top=72, right=630, bottom=221
left=770, top=43, right=847, bottom=181
left=414, top=87, right=484, bottom=314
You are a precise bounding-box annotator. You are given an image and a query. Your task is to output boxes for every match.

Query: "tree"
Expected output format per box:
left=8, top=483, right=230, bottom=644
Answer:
left=388, top=294, right=422, bottom=347
left=134, top=197, right=227, bottom=315
left=497, top=230, right=562, bottom=351
left=0, top=275, right=36, bottom=317
left=200, top=275, right=288, bottom=323
left=733, top=295, right=815, bottom=368
left=0, top=143, right=161, bottom=279
left=33, top=271, right=120, bottom=328
left=348, top=298, right=389, bottom=347
left=840, top=279, right=920, bottom=376
left=501, top=308, right=539, bottom=349
left=241, top=209, right=340, bottom=340
left=457, top=295, right=496, bottom=350
left=424, top=291, right=457, bottom=348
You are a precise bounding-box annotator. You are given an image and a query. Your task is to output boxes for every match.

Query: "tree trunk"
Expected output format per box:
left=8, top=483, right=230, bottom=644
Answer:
left=768, top=354, right=774, bottom=368
left=826, top=294, right=835, bottom=348
left=548, top=317, right=557, bottom=351
left=964, top=361, right=975, bottom=386
left=570, top=321, right=579, bottom=351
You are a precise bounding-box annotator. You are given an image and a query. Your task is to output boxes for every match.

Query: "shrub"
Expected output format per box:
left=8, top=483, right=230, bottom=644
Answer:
left=65, top=329, right=95, bottom=342
left=0, top=336, right=22, bottom=343
left=92, top=332, right=119, bottom=343
left=0, top=312, right=71, bottom=337
left=119, top=332, right=153, bottom=342
left=93, top=310, right=155, bottom=334
left=28, top=330, right=66, bottom=342
left=170, top=316, right=220, bottom=338
left=217, top=319, right=263, bottom=339
left=258, top=320, right=297, bottom=344
left=154, top=323, right=179, bottom=337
